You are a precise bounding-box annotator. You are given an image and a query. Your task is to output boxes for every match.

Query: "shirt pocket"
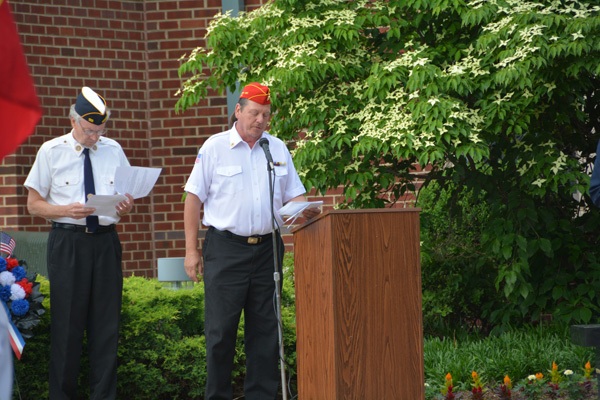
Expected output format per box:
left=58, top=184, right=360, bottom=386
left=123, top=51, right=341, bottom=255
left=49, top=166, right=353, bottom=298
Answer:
left=216, top=165, right=243, bottom=195
left=53, top=171, right=82, bottom=199
left=274, top=167, right=289, bottom=198
left=274, top=167, right=288, bottom=178
left=96, top=174, right=116, bottom=195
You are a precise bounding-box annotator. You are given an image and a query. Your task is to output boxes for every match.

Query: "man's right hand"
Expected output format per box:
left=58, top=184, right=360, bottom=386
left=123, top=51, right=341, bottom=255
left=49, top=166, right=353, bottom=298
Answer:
left=66, top=202, right=96, bottom=220
left=27, top=188, right=96, bottom=221
left=184, top=249, right=203, bottom=283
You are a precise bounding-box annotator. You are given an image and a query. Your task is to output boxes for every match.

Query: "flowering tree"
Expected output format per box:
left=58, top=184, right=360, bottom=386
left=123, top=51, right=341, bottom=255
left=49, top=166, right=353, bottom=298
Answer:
left=177, top=0, right=600, bottom=325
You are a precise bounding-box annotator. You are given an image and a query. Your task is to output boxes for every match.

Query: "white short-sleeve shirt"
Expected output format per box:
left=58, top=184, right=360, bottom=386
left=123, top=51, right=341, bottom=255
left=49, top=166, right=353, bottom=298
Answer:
left=24, top=130, right=130, bottom=226
left=184, top=126, right=306, bottom=236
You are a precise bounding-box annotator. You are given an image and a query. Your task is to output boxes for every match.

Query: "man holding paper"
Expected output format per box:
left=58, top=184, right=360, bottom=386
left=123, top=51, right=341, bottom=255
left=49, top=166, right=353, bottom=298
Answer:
left=184, top=83, right=319, bottom=400
left=24, top=87, right=133, bottom=400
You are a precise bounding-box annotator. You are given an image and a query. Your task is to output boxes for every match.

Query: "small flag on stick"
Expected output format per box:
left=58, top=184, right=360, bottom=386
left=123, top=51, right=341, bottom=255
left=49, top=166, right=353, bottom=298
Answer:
left=0, top=232, right=16, bottom=257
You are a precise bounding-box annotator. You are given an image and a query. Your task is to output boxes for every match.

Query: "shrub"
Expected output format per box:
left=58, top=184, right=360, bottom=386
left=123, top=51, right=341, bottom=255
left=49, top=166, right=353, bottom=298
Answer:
left=116, top=276, right=206, bottom=399
left=419, top=181, right=502, bottom=335
left=12, top=256, right=299, bottom=400
left=12, top=275, right=51, bottom=398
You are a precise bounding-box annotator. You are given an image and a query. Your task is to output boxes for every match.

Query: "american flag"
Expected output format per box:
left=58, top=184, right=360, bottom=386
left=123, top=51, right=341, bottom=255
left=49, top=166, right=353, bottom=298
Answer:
left=1, top=231, right=16, bottom=257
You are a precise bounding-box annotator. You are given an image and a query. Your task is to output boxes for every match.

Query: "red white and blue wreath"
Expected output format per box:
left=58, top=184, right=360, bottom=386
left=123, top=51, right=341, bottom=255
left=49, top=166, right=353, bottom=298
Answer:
left=0, top=236, right=45, bottom=359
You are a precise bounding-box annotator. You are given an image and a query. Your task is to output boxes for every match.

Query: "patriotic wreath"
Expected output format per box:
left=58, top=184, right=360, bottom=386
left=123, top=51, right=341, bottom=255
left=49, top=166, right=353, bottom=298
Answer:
left=0, top=256, right=45, bottom=339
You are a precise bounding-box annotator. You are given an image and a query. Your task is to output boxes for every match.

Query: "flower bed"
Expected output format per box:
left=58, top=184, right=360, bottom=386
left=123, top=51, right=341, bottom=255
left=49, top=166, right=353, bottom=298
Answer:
left=433, top=363, right=598, bottom=399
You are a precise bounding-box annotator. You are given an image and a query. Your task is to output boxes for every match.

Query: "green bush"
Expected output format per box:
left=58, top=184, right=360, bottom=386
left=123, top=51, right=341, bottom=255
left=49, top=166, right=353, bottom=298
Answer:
left=117, top=276, right=206, bottom=399
left=420, top=178, right=600, bottom=334
left=419, top=181, right=503, bottom=335
left=13, top=275, right=51, bottom=398
left=12, top=255, right=299, bottom=400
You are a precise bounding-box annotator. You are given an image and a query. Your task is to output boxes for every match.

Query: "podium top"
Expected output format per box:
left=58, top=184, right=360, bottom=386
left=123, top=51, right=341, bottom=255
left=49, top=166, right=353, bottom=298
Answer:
left=290, top=207, right=421, bottom=234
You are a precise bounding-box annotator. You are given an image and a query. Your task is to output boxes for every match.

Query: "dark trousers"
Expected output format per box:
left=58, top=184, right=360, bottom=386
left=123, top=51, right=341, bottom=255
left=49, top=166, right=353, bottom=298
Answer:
left=47, top=228, right=123, bottom=400
left=203, top=227, right=284, bottom=400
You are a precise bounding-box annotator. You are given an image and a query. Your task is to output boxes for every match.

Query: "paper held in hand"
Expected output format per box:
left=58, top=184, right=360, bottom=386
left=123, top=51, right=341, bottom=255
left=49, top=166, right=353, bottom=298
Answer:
left=84, top=166, right=162, bottom=217
left=278, top=201, right=323, bottom=225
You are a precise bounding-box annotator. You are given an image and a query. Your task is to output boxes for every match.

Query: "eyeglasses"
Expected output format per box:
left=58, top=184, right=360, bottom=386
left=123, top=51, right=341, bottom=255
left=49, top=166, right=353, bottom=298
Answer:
left=78, top=121, right=106, bottom=136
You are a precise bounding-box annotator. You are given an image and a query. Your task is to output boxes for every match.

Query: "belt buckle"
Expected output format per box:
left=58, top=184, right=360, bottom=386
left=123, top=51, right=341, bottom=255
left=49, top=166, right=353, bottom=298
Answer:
left=85, top=227, right=93, bottom=234
left=248, top=237, right=259, bottom=244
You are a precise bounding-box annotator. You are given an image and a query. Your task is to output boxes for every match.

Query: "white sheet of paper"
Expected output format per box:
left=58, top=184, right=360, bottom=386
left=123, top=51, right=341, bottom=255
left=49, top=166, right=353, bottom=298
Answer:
left=278, top=201, right=323, bottom=224
left=114, top=166, right=162, bottom=199
left=84, top=194, right=128, bottom=217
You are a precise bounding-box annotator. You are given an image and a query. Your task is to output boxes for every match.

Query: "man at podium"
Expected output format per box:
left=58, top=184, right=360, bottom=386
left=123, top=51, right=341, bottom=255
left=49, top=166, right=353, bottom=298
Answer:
left=183, top=83, right=319, bottom=400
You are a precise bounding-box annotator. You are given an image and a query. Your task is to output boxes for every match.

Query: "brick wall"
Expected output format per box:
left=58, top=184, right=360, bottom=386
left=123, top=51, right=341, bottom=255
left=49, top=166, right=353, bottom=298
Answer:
left=1, top=0, right=416, bottom=278
left=0, top=0, right=305, bottom=278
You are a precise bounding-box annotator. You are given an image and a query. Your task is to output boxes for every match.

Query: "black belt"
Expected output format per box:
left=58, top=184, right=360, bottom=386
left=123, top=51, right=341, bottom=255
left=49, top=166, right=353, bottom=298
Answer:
left=52, top=222, right=116, bottom=234
left=209, top=227, right=275, bottom=245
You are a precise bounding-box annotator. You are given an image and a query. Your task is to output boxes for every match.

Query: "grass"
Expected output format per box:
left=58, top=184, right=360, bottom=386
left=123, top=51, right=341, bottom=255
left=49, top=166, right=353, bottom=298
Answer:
left=424, top=324, right=597, bottom=398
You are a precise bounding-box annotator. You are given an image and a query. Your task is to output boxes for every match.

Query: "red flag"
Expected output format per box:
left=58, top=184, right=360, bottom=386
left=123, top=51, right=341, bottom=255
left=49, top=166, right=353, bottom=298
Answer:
left=0, top=0, right=42, bottom=162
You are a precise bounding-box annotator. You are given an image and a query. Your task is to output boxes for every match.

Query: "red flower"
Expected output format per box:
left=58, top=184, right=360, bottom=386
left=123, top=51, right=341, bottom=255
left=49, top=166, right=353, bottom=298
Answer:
left=499, top=385, right=512, bottom=399
left=6, top=258, right=19, bottom=270
left=16, top=278, right=33, bottom=297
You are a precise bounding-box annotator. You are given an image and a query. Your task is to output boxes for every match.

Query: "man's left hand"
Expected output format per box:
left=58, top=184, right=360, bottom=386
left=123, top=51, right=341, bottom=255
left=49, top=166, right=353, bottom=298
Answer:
left=302, top=207, right=321, bottom=220
left=117, top=193, right=134, bottom=217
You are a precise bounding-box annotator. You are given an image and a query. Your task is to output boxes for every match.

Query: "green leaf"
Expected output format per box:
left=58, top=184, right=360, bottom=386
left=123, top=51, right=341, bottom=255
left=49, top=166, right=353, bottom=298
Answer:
left=502, top=245, right=512, bottom=260
left=539, top=239, right=552, bottom=256
left=552, top=285, right=564, bottom=301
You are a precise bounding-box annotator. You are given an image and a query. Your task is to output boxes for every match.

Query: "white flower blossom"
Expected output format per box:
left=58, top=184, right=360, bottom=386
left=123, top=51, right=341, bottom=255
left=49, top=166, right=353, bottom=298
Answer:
left=551, top=152, right=568, bottom=174
left=532, top=178, right=546, bottom=187
left=469, top=133, right=483, bottom=144
left=0, top=271, right=15, bottom=286
left=10, top=283, right=26, bottom=301
left=495, top=45, right=539, bottom=68
left=571, top=31, right=584, bottom=40
left=519, top=24, right=546, bottom=44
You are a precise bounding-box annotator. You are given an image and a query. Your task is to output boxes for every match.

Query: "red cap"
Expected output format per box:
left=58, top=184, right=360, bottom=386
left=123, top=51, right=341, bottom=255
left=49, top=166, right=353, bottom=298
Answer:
left=239, top=83, right=270, bottom=105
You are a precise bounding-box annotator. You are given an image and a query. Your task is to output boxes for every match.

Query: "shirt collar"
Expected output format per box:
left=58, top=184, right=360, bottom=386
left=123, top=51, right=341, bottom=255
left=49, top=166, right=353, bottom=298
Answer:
left=228, top=124, right=244, bottom=149
left=68, top=130, right=99, bottom=155
left=229, top=123, right=266, bottom=149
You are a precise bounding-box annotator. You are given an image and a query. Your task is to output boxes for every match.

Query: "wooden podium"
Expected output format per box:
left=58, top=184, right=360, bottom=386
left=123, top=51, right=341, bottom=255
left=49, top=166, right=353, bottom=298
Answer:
left=292, top=209, right=424, bottom=399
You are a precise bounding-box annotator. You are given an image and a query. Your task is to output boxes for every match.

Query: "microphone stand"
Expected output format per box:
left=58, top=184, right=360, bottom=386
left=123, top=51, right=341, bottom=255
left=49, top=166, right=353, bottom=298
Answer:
left=266, top=158, right=288, bottom=400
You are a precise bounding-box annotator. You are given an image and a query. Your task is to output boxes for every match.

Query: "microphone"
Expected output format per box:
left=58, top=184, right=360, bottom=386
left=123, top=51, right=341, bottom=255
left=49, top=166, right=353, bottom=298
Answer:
left=258, top=138, right=274, bottom=169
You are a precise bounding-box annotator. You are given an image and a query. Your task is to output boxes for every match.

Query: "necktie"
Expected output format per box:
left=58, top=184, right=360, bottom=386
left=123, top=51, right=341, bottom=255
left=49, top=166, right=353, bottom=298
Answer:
left=83, top=148, right=99, bottom=232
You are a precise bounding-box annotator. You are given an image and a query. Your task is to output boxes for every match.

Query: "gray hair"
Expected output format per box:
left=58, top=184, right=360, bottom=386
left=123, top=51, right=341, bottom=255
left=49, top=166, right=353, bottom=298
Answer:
left=229, top=112, right=237, bottom=129
left=69, top=104, right=111, bottom=123
left=237, top=98, right=249, bottom=111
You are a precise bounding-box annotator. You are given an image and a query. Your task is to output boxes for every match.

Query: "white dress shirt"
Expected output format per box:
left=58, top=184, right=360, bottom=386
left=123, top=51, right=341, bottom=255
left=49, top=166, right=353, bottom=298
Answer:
left=24, top=130, right=130, bottom=226
left=185, top=125, right=306, bottom=236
